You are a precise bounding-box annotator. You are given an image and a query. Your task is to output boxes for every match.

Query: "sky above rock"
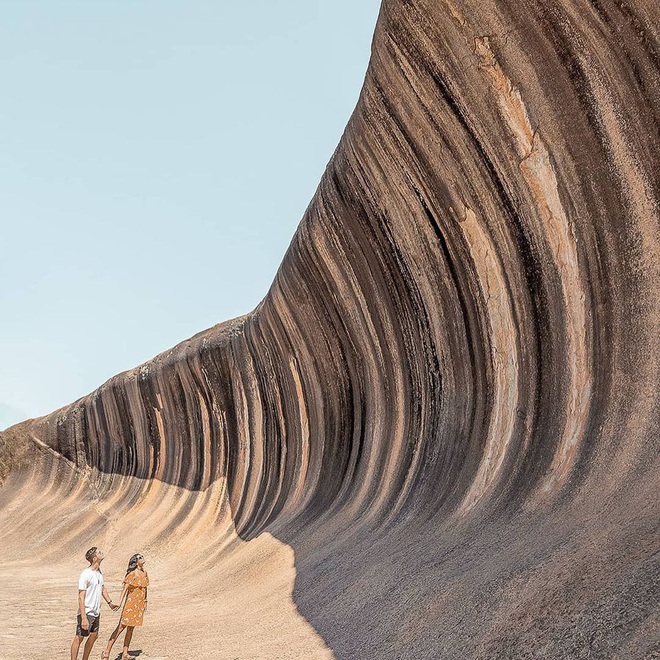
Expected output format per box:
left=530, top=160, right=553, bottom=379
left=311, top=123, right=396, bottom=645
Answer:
left=0, top=0, right=381, bottom=429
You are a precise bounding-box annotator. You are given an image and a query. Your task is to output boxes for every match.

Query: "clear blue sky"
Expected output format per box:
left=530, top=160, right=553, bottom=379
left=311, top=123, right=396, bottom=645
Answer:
left=0, top=1, right=382, bottom=430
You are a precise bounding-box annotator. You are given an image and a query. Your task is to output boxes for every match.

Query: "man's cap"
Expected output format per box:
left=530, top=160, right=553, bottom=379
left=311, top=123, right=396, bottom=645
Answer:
left=85, top=547, right=98, bottom=562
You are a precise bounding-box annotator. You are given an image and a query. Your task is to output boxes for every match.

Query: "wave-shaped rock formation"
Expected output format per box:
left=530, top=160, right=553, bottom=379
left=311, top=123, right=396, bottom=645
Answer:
left=2, top=0, right=659, bottom=657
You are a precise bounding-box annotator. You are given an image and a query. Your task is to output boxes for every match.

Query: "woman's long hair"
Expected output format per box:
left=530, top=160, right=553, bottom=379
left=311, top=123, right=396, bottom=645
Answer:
left=125, top=553, right=143, bottom=577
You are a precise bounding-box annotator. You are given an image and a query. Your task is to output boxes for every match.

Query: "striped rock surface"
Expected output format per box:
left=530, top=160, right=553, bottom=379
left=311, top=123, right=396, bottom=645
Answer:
left=1, top=1, right=658, bottom=658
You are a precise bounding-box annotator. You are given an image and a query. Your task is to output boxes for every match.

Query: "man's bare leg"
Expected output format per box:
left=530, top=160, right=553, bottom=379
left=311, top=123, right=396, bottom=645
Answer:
left=70, top=634, right=83, bottom=660
left=80, top=631, right=98, bottom=660
left=122, top=626, right=134, bottom=659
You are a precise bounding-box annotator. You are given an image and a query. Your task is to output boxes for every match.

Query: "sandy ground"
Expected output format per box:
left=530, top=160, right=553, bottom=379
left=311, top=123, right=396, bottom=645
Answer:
left=0, top=450, right=333, bottom=660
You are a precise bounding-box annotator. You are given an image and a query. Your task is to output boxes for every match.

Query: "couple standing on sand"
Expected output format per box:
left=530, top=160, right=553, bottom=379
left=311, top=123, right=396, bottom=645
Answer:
left=70, top=546, right=150, bottom=660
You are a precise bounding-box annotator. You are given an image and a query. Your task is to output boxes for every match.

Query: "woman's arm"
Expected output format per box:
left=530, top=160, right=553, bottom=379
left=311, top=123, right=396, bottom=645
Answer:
left=118, top=582, right=129, bottom=608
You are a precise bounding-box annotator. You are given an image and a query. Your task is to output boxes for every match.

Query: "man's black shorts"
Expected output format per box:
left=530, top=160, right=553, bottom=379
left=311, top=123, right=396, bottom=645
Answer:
left=76, top=613, right=100, bottom=636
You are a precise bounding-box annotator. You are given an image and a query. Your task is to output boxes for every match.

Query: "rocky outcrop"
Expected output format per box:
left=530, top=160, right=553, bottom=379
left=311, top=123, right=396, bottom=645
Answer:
left=2, top=0, right=658, bottom=657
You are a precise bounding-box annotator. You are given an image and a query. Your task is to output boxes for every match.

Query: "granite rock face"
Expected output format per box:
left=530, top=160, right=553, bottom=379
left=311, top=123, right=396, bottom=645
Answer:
left=2, top=1, right=659, bottom=657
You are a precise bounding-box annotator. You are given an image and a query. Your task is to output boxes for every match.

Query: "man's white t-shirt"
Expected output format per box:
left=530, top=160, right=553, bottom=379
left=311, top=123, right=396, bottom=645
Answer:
left=78, top=567, right=103, bottom=617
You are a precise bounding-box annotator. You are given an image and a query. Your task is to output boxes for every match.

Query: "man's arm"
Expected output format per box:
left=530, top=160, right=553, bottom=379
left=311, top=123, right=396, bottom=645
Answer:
left=78, top=590, right=88, bottom=630
left=102, top=585, right=119, bottom=611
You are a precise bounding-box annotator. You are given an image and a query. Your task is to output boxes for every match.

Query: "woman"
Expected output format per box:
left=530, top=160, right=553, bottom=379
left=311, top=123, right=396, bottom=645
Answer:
left=102, top=553, right=149, bottom=660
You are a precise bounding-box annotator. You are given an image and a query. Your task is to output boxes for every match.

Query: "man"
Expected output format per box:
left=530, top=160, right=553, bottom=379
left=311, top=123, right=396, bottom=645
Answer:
left=70, top=547, right=119, bottom=660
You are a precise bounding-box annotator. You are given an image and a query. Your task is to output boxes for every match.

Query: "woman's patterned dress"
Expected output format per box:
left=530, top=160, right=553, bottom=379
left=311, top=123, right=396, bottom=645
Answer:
left=120, top=570, right=149, bottom=627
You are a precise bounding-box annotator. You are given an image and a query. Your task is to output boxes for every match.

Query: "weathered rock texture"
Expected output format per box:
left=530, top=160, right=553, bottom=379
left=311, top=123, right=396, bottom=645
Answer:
left=2, top=0, right=659, bottom=657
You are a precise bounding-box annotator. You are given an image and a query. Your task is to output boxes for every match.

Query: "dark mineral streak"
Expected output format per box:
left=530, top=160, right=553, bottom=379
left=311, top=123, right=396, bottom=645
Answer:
left=2, top=0, right=659, bottom=657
